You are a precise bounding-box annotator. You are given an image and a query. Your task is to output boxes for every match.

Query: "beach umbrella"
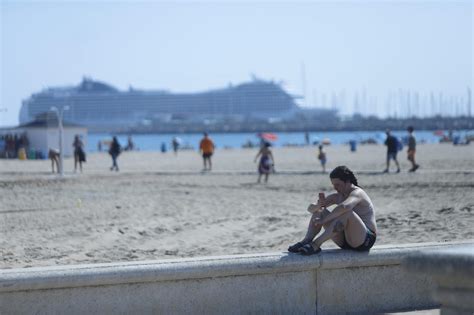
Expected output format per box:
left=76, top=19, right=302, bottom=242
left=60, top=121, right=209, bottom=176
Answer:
left=322, top=138, right=331, bottom=145
left=433, top=130, right=444, bottom=136
left=260, top=133, right=278, bottom=141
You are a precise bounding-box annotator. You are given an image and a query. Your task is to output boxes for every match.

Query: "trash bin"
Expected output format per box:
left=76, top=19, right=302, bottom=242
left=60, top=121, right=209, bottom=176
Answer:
left=453, top=136, right=460, bottom=145
left=18, top=148, right=27, bottom=160
left=28, top=149, right=36, bottom=160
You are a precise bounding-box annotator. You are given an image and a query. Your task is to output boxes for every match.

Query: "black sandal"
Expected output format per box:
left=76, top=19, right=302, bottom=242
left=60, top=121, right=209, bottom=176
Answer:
left=288, top=241, right=307, bottom=253
left=298, top=243, right=321, bottom=256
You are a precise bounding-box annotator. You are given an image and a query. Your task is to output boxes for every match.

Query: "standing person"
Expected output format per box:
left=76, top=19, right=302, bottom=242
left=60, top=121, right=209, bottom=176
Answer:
left=199, top=132, right=215, bottom=171
left=48, top=149, right=60, bottom=173
left=172, top=137, right=180, bottom=156
left=125, top=136, right=134, bottom=151
left=407, top=126, right=420, bottom=172
left=161, top=142, right=167, bottom=153
left=317, top=145, right=327, bottom=173
left=288, top=166, right=377, bottom=255
left=73, top=135, right=86, bottom=173
left=254, top=142, right=274, bottom=183
left=383, top=130, right=400, bottom=173
left=109, top=136, right=121, bottom=171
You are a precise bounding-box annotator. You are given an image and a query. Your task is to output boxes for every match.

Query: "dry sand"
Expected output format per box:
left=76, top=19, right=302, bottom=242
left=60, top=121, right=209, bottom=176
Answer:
left=1, top=143, right=473, bottom=269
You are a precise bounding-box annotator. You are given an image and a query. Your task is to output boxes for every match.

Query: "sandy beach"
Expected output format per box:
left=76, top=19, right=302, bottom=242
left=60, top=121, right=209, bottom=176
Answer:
left=1, top=143, right=473, bottom=269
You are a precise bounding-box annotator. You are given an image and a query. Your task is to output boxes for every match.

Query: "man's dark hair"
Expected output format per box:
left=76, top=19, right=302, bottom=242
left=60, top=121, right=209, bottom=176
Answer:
left=407, top=126, right=414, bottom=133
left=330, top=165, right=359, bottom=187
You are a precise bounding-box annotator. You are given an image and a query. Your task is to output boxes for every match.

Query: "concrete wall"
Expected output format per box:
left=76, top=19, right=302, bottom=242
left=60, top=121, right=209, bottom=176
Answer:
left=1, top=241, right=471, bottom=315
left=403, top=244, right=474, bottom=315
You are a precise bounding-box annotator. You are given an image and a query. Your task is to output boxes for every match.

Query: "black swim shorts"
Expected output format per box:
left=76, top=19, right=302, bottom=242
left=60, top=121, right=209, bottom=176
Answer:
left=339, top=228, right=376, bottom=251
left=202, top=152, right=213, bottom=158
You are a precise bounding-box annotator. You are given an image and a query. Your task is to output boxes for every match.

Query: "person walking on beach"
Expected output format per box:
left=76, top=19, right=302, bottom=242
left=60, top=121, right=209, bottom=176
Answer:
left=73, top=135, right=86, bottom=173
left=383, top=130, right=400, bottom=173
left=109, top=136, right=121, bottom=171
left=407, top=126, right=420, bottom=172
left=317, top=145, right=327, bottom=173
left=199, top=132, right=215, bottom=171
left=124, top=135, right=135, bottom=151
left=254, top=142, right=274, bottom=183
left=288, top=165, right=377, bottom=255
left=48, top=148, right=60, bottom=173
left=172, top=137, right=180, bottom=156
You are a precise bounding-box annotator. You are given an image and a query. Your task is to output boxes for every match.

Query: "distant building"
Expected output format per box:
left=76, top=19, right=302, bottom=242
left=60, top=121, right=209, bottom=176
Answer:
left=19, top=77, right=303, bottom=131
left=0, top=112, right=87, bottom=158
left=18, top=114, right=87, bottom=158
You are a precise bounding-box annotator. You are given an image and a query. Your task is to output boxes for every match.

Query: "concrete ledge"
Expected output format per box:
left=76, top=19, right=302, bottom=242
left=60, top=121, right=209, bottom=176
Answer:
left=403, top=244, right=474, bottom=314
left=1, top=241, right=472, bottom=314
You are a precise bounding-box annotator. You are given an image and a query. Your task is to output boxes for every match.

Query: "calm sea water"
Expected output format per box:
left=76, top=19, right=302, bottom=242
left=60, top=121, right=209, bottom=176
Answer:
left=86, top=130, right=471, bottom=152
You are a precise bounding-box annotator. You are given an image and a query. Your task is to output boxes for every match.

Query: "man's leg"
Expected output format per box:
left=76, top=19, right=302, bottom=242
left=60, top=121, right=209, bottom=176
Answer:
left=394, top=158, right=401, bottom=172
left=301, top=210, right=330, bottom=243
left=54, top=157, right=60, bottom=173
left=312, top=211, right=367, bottom=249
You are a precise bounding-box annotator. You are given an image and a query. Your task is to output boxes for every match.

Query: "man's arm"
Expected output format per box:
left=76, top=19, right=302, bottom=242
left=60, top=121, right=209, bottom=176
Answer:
left=307, top=192, right=340, bottom=213
left=254, top=149, right=262, bottom=162
left=315, top=191, right=361, bottom=223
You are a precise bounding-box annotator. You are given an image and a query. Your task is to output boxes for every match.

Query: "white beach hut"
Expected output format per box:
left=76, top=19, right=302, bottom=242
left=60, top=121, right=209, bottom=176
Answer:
left=17, top=116, right=87, bottom=158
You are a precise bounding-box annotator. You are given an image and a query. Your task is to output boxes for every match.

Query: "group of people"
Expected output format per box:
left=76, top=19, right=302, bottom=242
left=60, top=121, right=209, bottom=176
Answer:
left=49, top=135, right=118, bottom=173
left=383, top=126, right=420, bottom=173
left=0, top=133, right=29, bottom=159
left=48, top=135, right=86, bottom=174
left=314, top=126, right=421, bottom=174
left=44, top=128, right=425, bottom=257
left=49, top=127, right=420, bottom=183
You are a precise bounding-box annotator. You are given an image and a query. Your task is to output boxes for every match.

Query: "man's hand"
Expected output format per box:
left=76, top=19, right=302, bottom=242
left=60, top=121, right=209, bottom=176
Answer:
left=307, top=203, right=321, bottom=213
left=311, top=211, right=327, bottom=226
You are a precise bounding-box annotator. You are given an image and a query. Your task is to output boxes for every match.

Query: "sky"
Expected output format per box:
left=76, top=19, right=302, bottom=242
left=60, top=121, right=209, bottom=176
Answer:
left=1, top=0, right=473, bottom=126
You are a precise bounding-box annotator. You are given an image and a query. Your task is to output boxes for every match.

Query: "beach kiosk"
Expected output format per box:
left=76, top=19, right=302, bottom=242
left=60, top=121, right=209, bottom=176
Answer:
left=16, top=114, right=87, bottom=158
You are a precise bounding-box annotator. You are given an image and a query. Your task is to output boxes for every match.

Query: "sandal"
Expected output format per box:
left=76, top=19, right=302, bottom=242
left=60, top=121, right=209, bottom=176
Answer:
left=298, top=243, right=322, bottom=256
left=288, top=241, right=307, bottom=253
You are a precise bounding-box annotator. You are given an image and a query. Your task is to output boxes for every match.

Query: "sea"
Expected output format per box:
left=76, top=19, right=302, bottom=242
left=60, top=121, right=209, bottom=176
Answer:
left=86, top=130, right=472, bottom=153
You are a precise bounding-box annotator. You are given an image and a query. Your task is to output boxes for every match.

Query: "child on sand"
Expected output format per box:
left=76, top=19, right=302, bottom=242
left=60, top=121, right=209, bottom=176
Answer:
left=317, top=145, right=327, bottom=173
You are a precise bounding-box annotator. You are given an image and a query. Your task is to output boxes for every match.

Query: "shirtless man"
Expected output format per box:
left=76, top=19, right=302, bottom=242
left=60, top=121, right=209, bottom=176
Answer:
left=288, top=165, right=377, bottom=255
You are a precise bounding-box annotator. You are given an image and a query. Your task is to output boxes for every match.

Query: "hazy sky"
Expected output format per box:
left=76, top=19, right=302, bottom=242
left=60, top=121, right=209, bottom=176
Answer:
left=1, top=0, right=472, bottom=126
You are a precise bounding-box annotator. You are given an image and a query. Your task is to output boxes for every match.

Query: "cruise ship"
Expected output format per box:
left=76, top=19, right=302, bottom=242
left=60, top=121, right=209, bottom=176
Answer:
left=20, top=77, right=305, bottom=132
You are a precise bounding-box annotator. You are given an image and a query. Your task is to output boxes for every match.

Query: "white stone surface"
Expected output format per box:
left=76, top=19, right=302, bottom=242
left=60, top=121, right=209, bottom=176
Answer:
left=403, top=244, right=474, bottom=315
left=1, top=241, right=472, bottom=315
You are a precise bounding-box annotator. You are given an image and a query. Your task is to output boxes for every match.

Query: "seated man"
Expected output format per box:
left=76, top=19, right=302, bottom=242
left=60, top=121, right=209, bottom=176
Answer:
left=288, top=165, right=377, bottom=255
